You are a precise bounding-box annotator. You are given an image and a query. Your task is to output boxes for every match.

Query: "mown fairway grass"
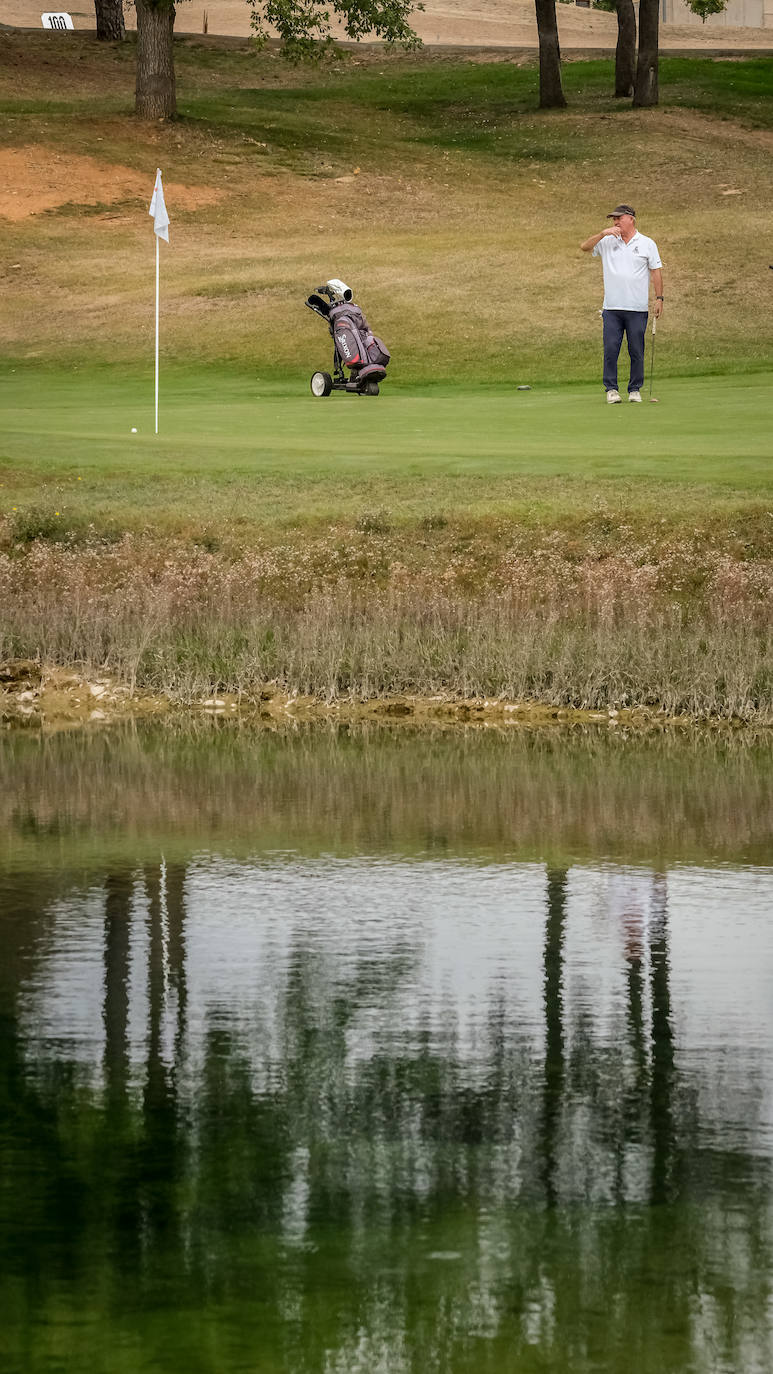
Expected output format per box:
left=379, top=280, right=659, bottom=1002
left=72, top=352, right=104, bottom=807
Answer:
left=0, top=368, right=771, bottom=536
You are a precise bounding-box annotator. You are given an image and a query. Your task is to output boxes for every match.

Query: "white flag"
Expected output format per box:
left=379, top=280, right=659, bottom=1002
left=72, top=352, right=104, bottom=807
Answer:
left=149, top=168, right=169, bottom=242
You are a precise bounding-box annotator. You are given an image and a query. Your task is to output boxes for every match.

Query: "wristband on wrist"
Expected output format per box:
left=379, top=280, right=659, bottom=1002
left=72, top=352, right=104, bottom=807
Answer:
left=656, top=295, right=664, bottom=300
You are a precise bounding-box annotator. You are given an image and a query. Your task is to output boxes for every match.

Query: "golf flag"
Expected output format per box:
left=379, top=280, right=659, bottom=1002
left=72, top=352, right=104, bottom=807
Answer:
left=149, top=170, right=169, bottom=435
left=149, top=168, right=169, bottom=242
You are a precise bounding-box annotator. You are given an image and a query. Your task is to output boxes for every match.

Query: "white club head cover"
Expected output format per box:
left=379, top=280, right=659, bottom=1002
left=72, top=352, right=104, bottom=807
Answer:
left=325, top=278, right=352, bottom=302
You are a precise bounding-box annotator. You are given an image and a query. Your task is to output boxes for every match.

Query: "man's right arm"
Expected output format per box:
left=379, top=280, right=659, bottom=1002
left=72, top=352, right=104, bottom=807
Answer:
left=580, top=228, right=615, bottom=253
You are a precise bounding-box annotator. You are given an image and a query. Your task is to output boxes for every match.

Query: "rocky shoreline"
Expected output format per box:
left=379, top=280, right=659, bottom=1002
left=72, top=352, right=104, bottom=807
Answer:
left=0, top=661, right=757, bottom=731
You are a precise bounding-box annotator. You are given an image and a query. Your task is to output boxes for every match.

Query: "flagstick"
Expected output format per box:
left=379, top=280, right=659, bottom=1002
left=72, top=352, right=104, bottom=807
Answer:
left=149, top=167, right=168, bottom=434
left=155, top=232, right=160, bottom=435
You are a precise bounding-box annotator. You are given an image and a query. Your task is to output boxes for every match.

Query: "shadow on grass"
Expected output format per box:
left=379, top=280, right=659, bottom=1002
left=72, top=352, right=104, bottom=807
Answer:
left=178, top=56, right=773, bottom=165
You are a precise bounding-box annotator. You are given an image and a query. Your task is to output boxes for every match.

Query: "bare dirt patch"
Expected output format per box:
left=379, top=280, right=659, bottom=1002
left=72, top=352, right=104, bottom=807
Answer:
left=0, top=146, right=222, bottom=221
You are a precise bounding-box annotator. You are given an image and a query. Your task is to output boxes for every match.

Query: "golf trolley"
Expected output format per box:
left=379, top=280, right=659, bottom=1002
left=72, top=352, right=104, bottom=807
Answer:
left=306, top=278, right=390, bottom=397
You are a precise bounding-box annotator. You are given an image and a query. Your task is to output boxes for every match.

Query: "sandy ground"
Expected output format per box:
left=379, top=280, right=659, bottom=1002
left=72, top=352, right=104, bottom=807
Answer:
left=3, top=0, right=772, bottom=50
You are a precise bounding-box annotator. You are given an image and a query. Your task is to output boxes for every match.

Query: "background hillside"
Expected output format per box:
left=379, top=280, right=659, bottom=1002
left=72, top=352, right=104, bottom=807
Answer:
left=1, top=33, right=772, bottom=382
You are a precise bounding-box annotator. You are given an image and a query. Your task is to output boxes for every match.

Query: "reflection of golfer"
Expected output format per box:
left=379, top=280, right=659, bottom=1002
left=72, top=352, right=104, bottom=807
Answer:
left=580, top=204, right=664, bottom=405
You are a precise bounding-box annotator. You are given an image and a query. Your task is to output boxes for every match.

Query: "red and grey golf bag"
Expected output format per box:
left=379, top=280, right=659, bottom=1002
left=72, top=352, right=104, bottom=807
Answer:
left=306, top=287, right=391, bottom=396
left=329, top=302, right=391, bottom=382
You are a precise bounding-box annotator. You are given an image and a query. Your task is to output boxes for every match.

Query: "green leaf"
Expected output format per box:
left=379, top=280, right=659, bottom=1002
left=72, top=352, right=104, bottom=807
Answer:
left=685, top=0, right=727, bottom=19
left=246, top=0, right=421, bottom=55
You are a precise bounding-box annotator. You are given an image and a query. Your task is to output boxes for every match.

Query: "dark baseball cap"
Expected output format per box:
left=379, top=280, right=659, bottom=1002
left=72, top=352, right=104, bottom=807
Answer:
left=607, top=204, right=636, bottom=217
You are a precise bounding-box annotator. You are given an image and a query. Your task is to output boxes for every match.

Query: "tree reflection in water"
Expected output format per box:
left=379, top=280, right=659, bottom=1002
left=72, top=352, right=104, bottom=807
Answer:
left=1, top=816, right=772, bottom=1369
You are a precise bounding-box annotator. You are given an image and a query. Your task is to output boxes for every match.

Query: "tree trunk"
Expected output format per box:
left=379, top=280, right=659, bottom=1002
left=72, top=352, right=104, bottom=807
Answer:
left=103, top=873, right=133, bottom=1105
left=135, top=1, right=177, bottom=121
left=94, top=0, right=125, bottom=41
left=534, top=0, right=567, bottom=109
left=633, top=0, right=659, bottom=108
left=614, top=0, right=636, bottom=98
left=540, top=870, right=568, bottom=1207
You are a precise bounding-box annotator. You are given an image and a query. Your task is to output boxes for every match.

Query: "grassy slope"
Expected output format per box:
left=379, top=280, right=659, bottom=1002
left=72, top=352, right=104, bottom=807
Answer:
left=0, top=36, right=772, bottom=383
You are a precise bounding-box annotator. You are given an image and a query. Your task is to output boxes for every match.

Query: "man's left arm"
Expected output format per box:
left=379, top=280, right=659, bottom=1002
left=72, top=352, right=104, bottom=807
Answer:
left=650, top=266, right=664, bottom=319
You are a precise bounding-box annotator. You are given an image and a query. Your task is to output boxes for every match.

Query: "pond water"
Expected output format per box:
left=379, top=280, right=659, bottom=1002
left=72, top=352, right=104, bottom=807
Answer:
left=1, top=721, right=773, bottom=1374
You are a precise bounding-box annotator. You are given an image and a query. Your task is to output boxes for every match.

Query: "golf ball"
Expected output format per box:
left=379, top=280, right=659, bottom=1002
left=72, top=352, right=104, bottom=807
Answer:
left=131, top=427, right=137, bottom=433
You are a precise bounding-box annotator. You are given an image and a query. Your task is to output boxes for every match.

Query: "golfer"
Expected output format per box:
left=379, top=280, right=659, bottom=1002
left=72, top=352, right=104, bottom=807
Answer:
left=580, top=204, right=663, bottom=403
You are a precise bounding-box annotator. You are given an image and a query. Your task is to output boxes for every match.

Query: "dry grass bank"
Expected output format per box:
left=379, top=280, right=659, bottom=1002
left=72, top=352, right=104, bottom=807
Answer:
left=2, top=534, right=772, bottom=719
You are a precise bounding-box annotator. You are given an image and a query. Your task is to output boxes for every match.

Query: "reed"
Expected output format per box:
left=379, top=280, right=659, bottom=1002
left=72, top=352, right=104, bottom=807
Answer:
left=2, top=536, right=772, bottom=719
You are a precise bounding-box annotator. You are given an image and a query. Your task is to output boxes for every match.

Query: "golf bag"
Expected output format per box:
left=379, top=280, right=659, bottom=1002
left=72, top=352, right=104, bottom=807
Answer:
left=306, top=280, right=391, bottom=396
left=330, top=302, right=390, bottom=373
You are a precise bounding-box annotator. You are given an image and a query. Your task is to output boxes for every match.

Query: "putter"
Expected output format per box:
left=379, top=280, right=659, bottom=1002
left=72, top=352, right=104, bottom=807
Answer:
left=648, top=316, right=658, bottom=403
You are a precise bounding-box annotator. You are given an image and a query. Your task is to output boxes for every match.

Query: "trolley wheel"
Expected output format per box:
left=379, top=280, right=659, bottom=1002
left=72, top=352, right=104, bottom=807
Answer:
left=361, top=380, right=380, bottom=396
left=310, top=370, right=333, bottom=397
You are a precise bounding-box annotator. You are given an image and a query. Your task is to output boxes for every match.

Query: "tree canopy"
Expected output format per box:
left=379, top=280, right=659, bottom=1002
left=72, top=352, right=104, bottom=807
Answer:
left=246, top=0, right=420, bottom=59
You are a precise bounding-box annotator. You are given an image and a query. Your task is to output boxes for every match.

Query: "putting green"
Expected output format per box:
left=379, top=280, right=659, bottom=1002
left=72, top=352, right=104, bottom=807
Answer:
left=0, top=368, right=770, bottom=530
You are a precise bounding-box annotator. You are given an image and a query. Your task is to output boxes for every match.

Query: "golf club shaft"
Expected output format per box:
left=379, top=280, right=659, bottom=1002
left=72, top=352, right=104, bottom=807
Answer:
left=648, top=316, right=657, bottom=398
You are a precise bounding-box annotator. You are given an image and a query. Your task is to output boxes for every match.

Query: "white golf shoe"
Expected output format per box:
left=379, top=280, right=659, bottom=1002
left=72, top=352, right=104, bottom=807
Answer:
left=628, top=391, right=642, bottom=403
left=606, top=390, right=622, bottom=404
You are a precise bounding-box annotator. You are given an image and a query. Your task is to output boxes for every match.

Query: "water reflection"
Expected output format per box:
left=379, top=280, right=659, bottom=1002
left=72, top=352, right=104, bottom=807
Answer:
left=3, top=718, right=773, bottom=870
left=1, top=723, right=773, bottom=1373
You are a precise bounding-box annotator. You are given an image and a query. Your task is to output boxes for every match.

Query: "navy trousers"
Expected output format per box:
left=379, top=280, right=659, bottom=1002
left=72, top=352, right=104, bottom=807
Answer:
left=602, top=309, right=648, bottom=393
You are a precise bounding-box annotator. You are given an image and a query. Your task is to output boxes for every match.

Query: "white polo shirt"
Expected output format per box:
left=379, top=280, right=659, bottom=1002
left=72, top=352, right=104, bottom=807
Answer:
left=593, top=230, right=662, bottom=311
